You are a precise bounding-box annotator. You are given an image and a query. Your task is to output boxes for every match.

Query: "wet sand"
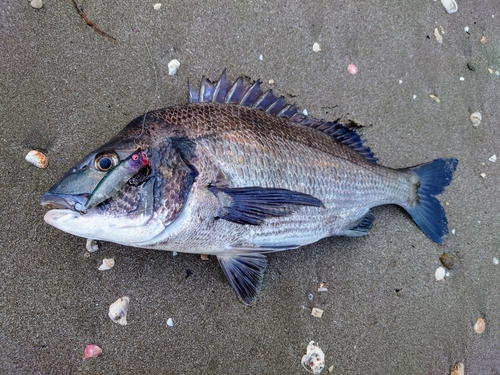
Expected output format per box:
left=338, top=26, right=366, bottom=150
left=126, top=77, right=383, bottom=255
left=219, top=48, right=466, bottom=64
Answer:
left=1, top=1, right=500, bottom=373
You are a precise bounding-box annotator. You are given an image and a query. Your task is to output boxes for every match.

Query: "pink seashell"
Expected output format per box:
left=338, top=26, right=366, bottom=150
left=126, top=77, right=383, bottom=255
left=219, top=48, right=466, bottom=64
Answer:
left=84, top=344, right=102, bottom=359
left=347, top=63, right=359, bottom=75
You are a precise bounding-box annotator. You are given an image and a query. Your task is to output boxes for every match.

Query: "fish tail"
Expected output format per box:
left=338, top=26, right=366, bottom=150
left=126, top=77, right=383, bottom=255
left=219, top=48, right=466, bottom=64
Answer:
left=403, top=158, right=458, bottom=243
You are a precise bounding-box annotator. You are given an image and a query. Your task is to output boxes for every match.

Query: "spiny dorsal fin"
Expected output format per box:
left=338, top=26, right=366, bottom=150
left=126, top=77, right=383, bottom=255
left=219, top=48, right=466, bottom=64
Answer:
left=187, top=69, right=377, bottom=163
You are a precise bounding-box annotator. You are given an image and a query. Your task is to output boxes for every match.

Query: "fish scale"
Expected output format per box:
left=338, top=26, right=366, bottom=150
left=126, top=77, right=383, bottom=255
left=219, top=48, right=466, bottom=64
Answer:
left=41, top=70, right=458, bottom=305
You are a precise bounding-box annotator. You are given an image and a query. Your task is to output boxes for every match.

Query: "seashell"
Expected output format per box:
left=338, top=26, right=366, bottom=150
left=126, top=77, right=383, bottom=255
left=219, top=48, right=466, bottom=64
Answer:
left=434, top=28, right=443, bottom=44
left=435, top=266, right=446, bottom=281
left=25, top=150, right=48, bottom=168
left=311, top=307, right=324, bottom=318
left=347, top=64, right=358, bottom=75
left=470, top=112, right=482, bottom=126
left=489, top=154, right=497, bottom=162
left=493, top=257, right=499, bottom=265
left=474, top=317, right=485, bottom=333
left=98, top=258, right=115, bottom=270
left=301, top=341, right=325, bottom=374
left=451, top=362, right=464, bottom=375
left=84, top=344, right=102, bottom=359
left=317, top=282, right=328, bottom=292
left=313, top=42, right=321, bottom=52
left=200, top=254, right=209, bottom=261
left=166, top=318, right=174, bottom=327
left=153, top=3, right=161, bottom=10
left=167, top=59, right=180, bottom=75
left=439, top=253, right=455, bottom=270
left=108, top=296, right=129, bottom=326
left=30, top=0, right=43, bottom=9
left=86, top=238, right=98, bottom=253
left=480, top=35, right=487, bottom=45
left=440, top=0, right=457, bottom=14
left=479, top=172, right=486, bottom=179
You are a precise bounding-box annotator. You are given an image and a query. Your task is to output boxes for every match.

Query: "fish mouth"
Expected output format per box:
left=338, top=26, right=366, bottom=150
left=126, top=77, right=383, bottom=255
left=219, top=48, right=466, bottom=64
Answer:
left=41, top=193, right=88, bottom=212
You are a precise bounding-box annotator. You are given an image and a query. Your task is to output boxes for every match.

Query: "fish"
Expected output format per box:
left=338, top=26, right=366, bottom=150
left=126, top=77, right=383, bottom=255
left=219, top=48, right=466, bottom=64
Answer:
left=41, top=70, right=458, bottom=305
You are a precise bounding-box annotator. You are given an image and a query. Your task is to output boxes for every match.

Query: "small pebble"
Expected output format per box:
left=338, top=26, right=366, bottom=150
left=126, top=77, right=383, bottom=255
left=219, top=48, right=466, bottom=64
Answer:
left=301, top=341, right=325, bottom=374
left=464, top=26, right=469, bottom=32
left=167, top=59, right=180, bottom=75
left=25, top=150, right=48, bottom=169
left=30, top=0, right=43, bottom=9
left=108, top=297, right=129, bottom=326
left=489, top=155, right=497, bottom=162
left=440, top=0, right=457, bottom=14
left=172, top=251, right=178, bottom=256
left=311, top=307, right=324, bottom=318
left=153, top=3, right=161, bottom=10
left=268, top=79, right=275, bottom=85
left=435, top=266, right=446, bottom=281
left=308, top=293, right=314, bottom=301
left=480, top=35, right=487, bottom=44
left=98, top=258, right=115, bottom=271
left=493, top=257, right=499, bottom=265
left=474, top=317, right=485, bottom=333
left=470, top=112, right=482, bottom=126
left=166, top=318, right=174, bottom=327
left=347, top=64, right=358, bottom=75
left=84, top=344, right=102, bottom=359
left=200, top=254, right=209, bottom=261
left=313, top=42, right=321, bottom=52
left=439, top=253, right=455, bottom=270
left=459, top=76, right=464, bottom=81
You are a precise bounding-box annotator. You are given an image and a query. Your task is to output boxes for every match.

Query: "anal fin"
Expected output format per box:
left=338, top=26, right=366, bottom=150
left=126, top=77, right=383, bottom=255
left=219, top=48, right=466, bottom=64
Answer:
left=344, top=212, right=375, bottom=237
left=217, top=252, right=268, bottom=305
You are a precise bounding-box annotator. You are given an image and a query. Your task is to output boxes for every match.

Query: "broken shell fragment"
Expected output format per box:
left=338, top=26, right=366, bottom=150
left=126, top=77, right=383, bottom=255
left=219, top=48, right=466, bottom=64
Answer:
left=347, top=64, right=358, bottom=75
left=84, top=344, right=102, bottom=359
left=451, top=362, right=464, bottom=375
left=489, top=155, right=497, bottom=163
left=480, top=35, right=487, bottom=44
left=435, top=266, right=446, bottom=281
left=440, top=0, right=457, bottom=14
left=318, top=282, right=328, bottom=292
left=153, top=3, right=161, bottom=10
left=429, top=94, right=441, bottom=103
left=301, top=341, right=325, bottom=374
left=86, top=238, right=99, bottom=253
left=474, top=317, right=485, bottom=333
left=98, top=258, right=115, bottom=270
left=434, top=28, right=443, bottom=44
left=25, top=150, right=48, bottom=168
left=470, top=112, right=482, bottom=126
left=166, top=318, right=174, bottom=327
left=167, top=59, right=180, bottom=75
left=108, top=296, right=129, bottom=326
left=200, top=254, right=209, bottom=261
left=311, top=307, right=324, bottom=318
left=313, top=42, right=321, bottom=52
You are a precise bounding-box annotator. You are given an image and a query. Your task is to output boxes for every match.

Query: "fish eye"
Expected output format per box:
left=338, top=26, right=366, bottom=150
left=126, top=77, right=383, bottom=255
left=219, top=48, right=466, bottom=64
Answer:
left=94, top=152, right=119, bottom=172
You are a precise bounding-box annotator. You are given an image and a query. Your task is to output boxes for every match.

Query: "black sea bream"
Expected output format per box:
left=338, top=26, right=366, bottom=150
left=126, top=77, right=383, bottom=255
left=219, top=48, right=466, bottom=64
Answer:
left=41, top=71, right=458, bottom=304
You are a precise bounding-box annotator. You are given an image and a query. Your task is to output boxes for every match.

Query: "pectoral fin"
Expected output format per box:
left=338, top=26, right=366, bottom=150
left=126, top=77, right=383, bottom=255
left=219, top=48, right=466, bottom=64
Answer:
left=209, top=186, right=324, bottom=225
left=217, top=252, right=268, bottom=305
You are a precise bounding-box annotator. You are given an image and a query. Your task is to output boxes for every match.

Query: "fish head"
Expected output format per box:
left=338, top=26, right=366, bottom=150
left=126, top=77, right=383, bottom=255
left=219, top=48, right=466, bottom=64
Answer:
left=41, top=113, right=198, bottom=246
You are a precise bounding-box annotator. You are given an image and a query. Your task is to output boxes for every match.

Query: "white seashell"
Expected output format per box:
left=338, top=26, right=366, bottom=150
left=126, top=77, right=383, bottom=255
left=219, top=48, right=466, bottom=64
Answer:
left=313, top=42, right=321, bottom=52
left=302, top=109, right=308, bottom=116
left=493, top=257, right=499, bottom=265
left=259, top=54, right=263, bottom=61
left=480, top=172, right=486, bottom=179
left=435, top=266, right=446, bottom=281
left=470, top=112, right=482, bottom=126
left=167, top=59, right=180, bottom=75
left=98, top=258, right=115, bottom=270
left=301, top=341, right=325, bottom=374
left=108, top=296, right=129, bottom=326
left=440, top=0, right=457, bottom=14
left=153, top=3, right=161, bottom=10
left=84, top=344, right=102, bottom=359
left=25, top=150, right=48, bottom=168
left=86, top=238, right=99, bottom=253
left=347, top=64, right=358, bottom=75
left=474, top=317, right=485, bottom=333
left=489, top=154, right=497, bottom=162
left=30, top=0, right=43, bottom=9
left=166, top=318, right=174, bottom=327
left=434, top=28, right=443, bottom=44
left=311, top=307, right=324, bottom=318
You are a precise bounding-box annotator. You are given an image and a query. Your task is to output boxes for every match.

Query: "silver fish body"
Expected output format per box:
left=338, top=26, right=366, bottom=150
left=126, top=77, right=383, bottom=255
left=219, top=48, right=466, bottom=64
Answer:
left=41, top=71, right=458, bottom=304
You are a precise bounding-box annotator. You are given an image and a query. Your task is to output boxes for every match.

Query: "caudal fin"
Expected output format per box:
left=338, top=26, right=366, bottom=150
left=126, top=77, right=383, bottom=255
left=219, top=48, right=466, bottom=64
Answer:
left=404, top=158, right=458, bottom=243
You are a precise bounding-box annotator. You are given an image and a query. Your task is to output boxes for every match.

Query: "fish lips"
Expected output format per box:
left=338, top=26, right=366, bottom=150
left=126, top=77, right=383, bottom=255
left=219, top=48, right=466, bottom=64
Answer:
left=41, top=192, right=88, bottom=212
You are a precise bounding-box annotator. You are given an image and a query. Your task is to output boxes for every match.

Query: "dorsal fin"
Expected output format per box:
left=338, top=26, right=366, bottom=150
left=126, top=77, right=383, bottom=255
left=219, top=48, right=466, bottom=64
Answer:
left=187, top=69, right=377, bottom=163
